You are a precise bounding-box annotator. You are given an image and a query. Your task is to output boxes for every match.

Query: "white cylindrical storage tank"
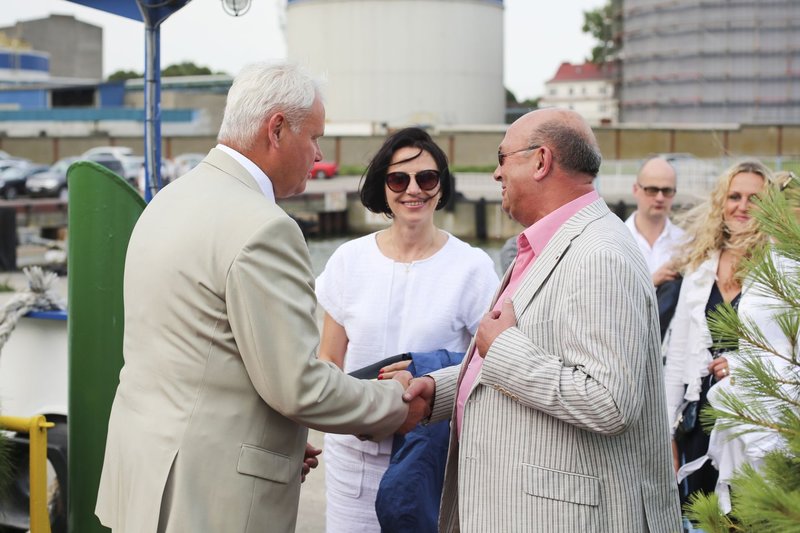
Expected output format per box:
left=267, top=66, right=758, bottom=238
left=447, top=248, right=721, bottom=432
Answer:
left=286, top=0, right=504, bottom=127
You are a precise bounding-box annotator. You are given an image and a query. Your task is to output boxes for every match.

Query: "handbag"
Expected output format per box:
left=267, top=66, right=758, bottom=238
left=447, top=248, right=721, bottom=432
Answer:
left=674, top=400, right=699, bottom=439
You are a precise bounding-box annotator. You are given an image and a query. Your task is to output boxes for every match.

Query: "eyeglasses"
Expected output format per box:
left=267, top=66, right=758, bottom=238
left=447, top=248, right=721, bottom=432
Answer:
left=497, top=144, right=540, bottom=166
left=636, top=183, right=676, bottom=198
left=385, top=170, right=441, bottom=193
left=779, top=171, right=799, bottom=192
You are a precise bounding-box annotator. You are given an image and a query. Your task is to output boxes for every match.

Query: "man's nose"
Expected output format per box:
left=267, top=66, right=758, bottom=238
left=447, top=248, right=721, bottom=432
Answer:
left=493, top=165, right=502, bottom=182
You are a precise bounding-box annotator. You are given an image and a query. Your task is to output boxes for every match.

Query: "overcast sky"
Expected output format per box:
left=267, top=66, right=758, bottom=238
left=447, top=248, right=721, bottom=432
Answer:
left=4, top=0, right=605, bottom=101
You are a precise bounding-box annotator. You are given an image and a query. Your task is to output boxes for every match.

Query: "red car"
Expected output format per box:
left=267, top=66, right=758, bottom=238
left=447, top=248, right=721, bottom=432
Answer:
left=311, top=160, right=338, bottom=179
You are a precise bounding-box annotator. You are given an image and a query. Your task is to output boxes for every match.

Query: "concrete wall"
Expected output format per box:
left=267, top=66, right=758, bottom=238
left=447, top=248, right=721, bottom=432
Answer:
left=286, top=0, right=504, bottom=126
left=279, top=192, right=524, bottom=241
left=0, top=15, right=102, bottom=80
left=3, top=125, right=799, bottom=166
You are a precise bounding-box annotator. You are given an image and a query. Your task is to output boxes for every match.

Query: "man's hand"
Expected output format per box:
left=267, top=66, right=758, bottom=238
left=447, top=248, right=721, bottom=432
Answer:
left=300, top=442, right=322, bottom=483
left=652, top=263, right=678, bottom=287
left=395, top=373, right=435, bottom=434
left=476, top=298, right=517, bottom=357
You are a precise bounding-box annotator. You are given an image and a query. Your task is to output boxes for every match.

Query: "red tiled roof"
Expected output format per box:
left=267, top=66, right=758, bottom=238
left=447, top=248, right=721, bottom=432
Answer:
left=547, top=62, right=614, bottom=83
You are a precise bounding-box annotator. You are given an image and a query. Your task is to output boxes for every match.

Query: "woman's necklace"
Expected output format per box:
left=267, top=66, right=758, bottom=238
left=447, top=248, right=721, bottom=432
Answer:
left=388, top=228, right=438, bottom=273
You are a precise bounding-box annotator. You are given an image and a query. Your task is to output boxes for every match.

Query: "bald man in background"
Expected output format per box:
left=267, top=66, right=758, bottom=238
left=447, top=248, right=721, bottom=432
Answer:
left=625, top=157, right=686, bottom=287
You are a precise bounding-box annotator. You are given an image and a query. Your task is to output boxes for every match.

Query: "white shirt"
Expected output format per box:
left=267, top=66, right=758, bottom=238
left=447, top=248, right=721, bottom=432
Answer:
left=625, top=212, right=685, bottom=274
left=215, top=143, right=275, bottom=202
left=316, top=231, right=499, bottom=455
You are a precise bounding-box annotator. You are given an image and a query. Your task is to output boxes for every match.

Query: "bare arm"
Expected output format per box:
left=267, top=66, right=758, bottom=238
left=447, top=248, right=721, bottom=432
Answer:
left=319, top=311, right=348, bottom=370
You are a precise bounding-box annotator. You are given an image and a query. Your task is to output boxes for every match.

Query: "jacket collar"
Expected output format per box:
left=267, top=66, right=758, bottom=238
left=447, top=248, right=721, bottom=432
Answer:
left=200, top=147, right=265, bottom=196
left=511, top=198, right=610, bottom=317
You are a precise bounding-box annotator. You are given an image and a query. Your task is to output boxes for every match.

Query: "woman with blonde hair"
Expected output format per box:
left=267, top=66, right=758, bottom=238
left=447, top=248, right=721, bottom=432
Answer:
left=663, top=159, right=773, bottom=507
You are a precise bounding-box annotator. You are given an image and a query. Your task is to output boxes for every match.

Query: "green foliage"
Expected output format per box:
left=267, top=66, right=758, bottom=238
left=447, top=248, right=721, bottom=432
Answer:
left=505, top=88, right=518, bottom=105
left=161, top=62, right=214, bottom=77
left=687, top=186, right=800, bottom=532
left=581, top=0, right=620, bottom=64
left=107, top=69, right=142, bottom=81
left=0, top=278, right=12, bottom=292
left=337, top=165, right=367, bottom=177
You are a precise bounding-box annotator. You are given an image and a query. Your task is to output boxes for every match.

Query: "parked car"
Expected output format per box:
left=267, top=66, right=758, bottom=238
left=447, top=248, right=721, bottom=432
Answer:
left=311, top=160, right=338, bottom=179
left=0, top=162, right=48, bottom=199
left=85, top=154, right=126, bottom=178
left=26, top=157, right=80, bottom=200
left=172, top=152, right=205, bottom=179
left=81, top=146, right=134, bottom=160
left=122, top=155, right=145, bottom=187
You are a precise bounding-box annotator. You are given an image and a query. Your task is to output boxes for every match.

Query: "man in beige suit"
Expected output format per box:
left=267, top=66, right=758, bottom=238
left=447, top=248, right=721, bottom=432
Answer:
left=95, top=63, right=421, bottom=533
left=403, top=108, right=681, bottom=532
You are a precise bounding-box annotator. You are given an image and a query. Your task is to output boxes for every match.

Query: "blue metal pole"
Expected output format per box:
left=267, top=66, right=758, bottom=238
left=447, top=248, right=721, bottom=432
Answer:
left=143, top=20, right=162, bottom=203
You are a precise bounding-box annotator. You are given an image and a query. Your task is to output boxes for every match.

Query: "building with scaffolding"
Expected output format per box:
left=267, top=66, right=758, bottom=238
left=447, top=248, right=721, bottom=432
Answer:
left=619, top=0, right=800, bottom=124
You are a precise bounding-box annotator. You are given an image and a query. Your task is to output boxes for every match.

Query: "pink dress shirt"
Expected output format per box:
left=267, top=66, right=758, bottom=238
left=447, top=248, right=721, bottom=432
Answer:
left=455, top=190, right=599, bottom=439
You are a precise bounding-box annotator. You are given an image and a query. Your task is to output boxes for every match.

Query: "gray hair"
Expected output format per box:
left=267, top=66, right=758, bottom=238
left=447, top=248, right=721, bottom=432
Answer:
left=217, top=62, right=321, bottom=150
left=531, top=120, right=602, bottom=177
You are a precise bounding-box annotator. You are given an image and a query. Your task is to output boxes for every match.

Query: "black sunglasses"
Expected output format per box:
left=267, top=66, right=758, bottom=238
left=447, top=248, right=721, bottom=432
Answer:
left=637, top=183, right=676, bottom=198
left=386, top=170, right=441, bottom=193
left=498, top=144, right=540, bottom=166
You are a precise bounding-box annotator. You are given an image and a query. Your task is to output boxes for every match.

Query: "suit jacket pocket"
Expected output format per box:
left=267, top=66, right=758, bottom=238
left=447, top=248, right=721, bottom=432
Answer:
left=237, top=444, right=293, bottom=484
left=522, top=463, right=600, bottom=507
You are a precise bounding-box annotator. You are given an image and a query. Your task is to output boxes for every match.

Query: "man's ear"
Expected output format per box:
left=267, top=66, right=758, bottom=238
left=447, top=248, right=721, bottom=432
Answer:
left=266, top=113, right=285, bottom=147
left=532, top=147, right=552, bottom=182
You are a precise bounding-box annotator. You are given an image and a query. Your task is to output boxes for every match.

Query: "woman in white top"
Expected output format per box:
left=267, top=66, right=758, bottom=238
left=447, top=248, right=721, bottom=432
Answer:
left=663, top=159, right=773, bottom=507
left=680, top=172, right=799, bottom=515
left=316, top=127, right=499, bottom=532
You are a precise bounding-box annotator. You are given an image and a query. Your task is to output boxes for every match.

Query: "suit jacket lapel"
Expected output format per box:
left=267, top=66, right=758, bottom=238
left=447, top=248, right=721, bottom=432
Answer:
left=454, top=199, right=610, bottom=398
left=512, top=198, right=610, bottom=318
left=456, top=260, right=514, bottom=386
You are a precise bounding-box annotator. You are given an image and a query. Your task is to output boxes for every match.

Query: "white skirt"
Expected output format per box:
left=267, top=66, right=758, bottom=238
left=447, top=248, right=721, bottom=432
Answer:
left=324, top=434, right=392, bottom=533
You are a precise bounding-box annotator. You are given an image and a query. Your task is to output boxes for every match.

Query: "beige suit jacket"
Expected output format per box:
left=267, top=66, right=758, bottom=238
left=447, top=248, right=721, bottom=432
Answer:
left=95, top=148, right=407, bottom=533
left=430, top=199, right=681, bottom=532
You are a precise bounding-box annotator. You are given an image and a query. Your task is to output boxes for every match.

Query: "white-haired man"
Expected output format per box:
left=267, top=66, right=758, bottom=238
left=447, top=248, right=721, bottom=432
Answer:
left=96, top=62, right=421, bottom=533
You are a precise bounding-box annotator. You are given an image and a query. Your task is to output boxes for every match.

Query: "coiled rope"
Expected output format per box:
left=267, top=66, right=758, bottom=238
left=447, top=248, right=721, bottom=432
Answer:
left=0, top=267, right=66, bottom=355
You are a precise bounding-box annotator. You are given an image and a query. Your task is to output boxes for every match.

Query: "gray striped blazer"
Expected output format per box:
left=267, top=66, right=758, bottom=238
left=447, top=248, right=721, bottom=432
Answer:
left=429, top=199, right=681, bottom=532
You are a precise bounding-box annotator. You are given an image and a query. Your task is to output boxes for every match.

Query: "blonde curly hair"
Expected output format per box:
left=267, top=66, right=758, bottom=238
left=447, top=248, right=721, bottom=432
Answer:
left=674, top=159, right=774, bottom=274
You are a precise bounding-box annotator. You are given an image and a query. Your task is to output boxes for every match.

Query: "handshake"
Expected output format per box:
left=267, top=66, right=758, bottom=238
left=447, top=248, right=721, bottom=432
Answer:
left=392, top=371, right=436, bottom=435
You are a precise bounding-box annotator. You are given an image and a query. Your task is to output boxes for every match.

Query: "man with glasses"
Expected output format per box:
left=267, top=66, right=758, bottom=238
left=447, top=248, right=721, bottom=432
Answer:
left=625, top=156, right=686, bottom=287
left=402, top=108, right=681, bottom=532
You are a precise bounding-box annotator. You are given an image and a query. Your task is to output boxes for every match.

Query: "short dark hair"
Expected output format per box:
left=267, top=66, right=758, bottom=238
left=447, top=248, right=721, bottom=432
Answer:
left=360, top=127, right=453, bottom=217
left=534, top=121, right=602, bottom=177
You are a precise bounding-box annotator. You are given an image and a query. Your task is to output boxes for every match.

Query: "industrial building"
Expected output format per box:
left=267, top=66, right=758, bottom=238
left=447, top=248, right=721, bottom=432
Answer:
left=285, top=0, right=505, bottom=127
left=619, top=0, right=800, bottom=124
left=0, top=14, right=102, bottom=81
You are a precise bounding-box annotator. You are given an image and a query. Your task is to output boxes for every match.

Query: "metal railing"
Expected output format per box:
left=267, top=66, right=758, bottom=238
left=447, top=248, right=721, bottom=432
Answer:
left=0, top=414, right=54, bottom=533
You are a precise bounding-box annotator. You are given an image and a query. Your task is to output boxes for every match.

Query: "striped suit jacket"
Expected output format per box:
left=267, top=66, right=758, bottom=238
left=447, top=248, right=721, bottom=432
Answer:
left=429, top=199, right=681, bottom=532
